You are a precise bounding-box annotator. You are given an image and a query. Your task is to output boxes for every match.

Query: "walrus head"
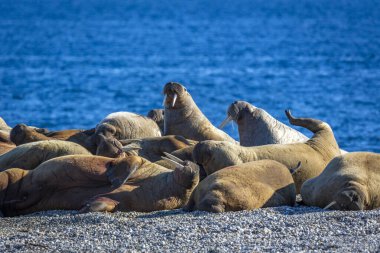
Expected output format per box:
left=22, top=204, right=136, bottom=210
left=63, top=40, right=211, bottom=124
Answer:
left=219, top=101, right=256, bottom=129
left=95, top=123, right=117, bottom=138
left=147, top=109, right=164, bottom=132
left=105, top=155, right=143, bottom=188
left=324, top=187, right=367, bottom=211
left=192, top=141, right=240, bottom=175
left=162, top=82, right=188, bottom=109
left=95, top=134, right=125, bottom=158
left=10, top=124, right=49, bottom=145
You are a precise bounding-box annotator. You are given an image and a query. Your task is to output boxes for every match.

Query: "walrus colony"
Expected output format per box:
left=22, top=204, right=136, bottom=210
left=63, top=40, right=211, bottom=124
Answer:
left=0, top=82, right=379, bottom=217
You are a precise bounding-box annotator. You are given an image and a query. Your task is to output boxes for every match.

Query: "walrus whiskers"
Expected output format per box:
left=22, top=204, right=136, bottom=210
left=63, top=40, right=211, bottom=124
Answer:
left=219, top=115, right=233, bottom=129
left=163, top=152, right=184, bottom=163
left=161, top=156, right=185, bottom=169
left=323, top=201, right=337, bottom=210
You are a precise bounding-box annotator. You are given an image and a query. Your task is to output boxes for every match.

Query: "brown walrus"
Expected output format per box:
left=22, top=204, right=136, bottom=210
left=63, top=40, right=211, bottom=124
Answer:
left=184, top=160, right=296, bottom=212
left=0, top=140, right=91, bottom=171
left=0, top=154, right=199, bottom=216
left=301, top=152, right=380, bottom=211
left=163, top=82, right=236, bottom=143
left=192, top=110, right=341, bottom=193
left=147, top=109, right=164, bottom=134
left=10, top=124, right=97, bottom=152
left=121, top=135, right=196, bottom=162
left=0, top=142, right=15, bottom=156
left=96, top=112, right=161, bottom=141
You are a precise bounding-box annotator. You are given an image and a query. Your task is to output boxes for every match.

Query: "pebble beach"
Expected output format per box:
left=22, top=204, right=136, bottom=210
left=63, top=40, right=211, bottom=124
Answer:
left=1, top=206, right=379, bottom=252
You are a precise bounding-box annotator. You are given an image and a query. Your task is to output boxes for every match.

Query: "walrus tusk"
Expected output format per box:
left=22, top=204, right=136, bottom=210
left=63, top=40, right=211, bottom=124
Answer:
left=219, top=115, right=233, bottom=129
left=162, top=94, right=167, bottom=106
left=163, top=152, right=184, bottom=164
left=161, top=156, right=185, bottom=169
left=324, top=201, right=337, bottom=210
left=171, top=93, right=178, bottom=108
left=290, top=161, right=301, bottom=175
left=122, top=143, right=142, bottom=151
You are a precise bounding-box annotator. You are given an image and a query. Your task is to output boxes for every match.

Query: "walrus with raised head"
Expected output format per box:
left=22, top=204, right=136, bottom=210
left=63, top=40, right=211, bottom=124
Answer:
left=184, top=159, right=296, bottom=212
left=0, top=140, right=92, bottom=171
left=301, top=152, right=380, bottom=211
left=220, top=101, right=347, bottom=154
left=163, top=82, right=236, bottom=143
left=0, top=154, right=199, bottom=216
left=96, top=112, right=161, bottom=141
left=219, top=101, right=308, bottom=146
left=193, top=110, right=341, bottom=193
left=121, top=135, right=197, bottom=162
left=147, top=109, right=164, bottom=134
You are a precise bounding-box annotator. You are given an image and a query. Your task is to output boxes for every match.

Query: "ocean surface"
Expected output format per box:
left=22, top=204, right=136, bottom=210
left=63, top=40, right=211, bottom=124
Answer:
left=0, top=0, right=379, bottom=152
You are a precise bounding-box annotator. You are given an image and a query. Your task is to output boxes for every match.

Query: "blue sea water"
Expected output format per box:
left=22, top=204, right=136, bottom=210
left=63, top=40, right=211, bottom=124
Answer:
left=0, top=0, right=379, bottom=152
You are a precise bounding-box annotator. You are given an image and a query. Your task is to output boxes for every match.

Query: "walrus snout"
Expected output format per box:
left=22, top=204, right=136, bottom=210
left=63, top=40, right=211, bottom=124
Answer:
left=105, top=156, right=142, bottom=188
left=162, top=82, right=187, bottom=108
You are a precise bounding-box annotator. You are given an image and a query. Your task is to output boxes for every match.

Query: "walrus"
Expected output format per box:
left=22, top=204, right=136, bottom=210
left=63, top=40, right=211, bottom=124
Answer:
left=301, top=152, right=380, bottom=211
left=0, top=154, right=199, bottom=216
left=0, top=117, right=11, bottom=132
left=96, top=112, right=162, bottom=141
left=121, top=135, right=197, bottom=162
left=0, top=140, right=92, bottom=171
left=219, top=101, right=308, bottom=146
left=0, top=130, right=13, bottom=144
left=147, top=109, right=164, bottom=134
left=0, top=142, right=15, bottom=156
left=10, top=124, right=97, bottom=152
left=163, top=82, right=236, bottom=143
left=192, top=110, right=341, bottom=193
left=220, top=101, right=347, bottom=154
left=184, top=159, right=296, bottom=212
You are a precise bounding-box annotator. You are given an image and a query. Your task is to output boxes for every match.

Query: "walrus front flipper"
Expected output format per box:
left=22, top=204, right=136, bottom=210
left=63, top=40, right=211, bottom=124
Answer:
left=79, top=196, right=119, bottom=213
left=285, top=110, right=330, bottom=133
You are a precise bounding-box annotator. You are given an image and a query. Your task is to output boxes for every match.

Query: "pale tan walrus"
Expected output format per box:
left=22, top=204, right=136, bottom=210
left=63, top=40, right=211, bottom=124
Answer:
left=0, top=117, right=11, bottom=132
left=96, top=112, right=161, bottom=141
left=184, top=159, right=296, bottom=213
left=192, top=110, right=341, bottom=193
left=0, top=154, right=199, bottom=216
left=219, top=101, right=308, bottom=146
left=219, top=101, right=347, bottom=154
left=163, top=82, right=236, bottom=143
left=0, top=142, right=15, bottom=156
left=301, top=152, right=380, bottom=211
left=0, top=140, right=91, bottom=171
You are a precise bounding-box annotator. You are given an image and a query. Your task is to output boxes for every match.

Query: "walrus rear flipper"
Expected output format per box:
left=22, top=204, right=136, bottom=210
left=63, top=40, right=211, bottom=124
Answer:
left=285, top=110, right=330, bottom=133
left=79, top=196, right=119, bottom=213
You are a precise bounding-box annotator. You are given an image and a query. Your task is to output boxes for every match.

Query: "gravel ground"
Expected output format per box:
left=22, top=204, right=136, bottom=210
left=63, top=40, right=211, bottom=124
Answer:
left=0, top=206, right=379, bottom=252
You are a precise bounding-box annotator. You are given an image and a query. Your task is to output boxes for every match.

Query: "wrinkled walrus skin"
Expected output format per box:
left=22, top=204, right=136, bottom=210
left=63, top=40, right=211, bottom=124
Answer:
left=121, top=135, right=196, bottom=162
left=301, top=152, right=380, bottom=211
left=163, top=82, right=237, bottom=143
left=96, top=112, right=162, bottom=141
left=193, top=110, right=341, bottom=193
left=0, top=140, right=91, bottom=171
left=184, top=160, right=296, bottom=213
left=0, top=155, right=199, bottom=216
